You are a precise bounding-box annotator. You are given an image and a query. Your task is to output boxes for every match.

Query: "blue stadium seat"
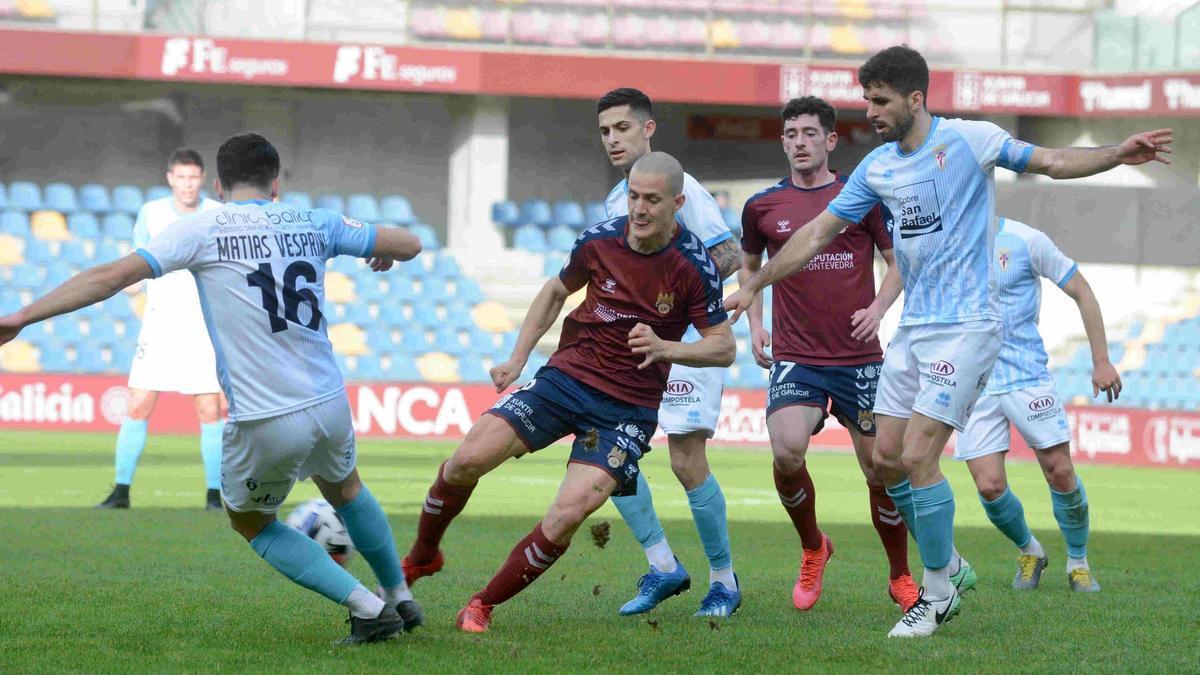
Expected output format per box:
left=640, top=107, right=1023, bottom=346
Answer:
left=433, top=326, right=465, bottom=355
left=542, top=253, right=566, bottom=277
left=457, top=278, right=485, bottom=306
left=387, top=358, right=421, bottom=381
left=520, top=199, right=554, bottom=229
left=76, top=350, right=108, bottom=374
left=145, top=186, right=172, bottom=202
left=59, top=241, right=90, bottom=267
left=366, top=326, right=395, bottom=352
left=469, top=327, right=497, bottom=355
left=520, top=351, right=549, bottom=380
left=102, top=213, right=134, bottom=240
left=0, top=291, right=20, bottom=314
left=347, top=194, right=380, bottom=223
left=78, top=184, right=111, bottom=213
left=553, top=201, right=585, bottom=229
left=500, top=331, right=517, bottom=355
left=380, top=195, right=415, bottom=226
left=24, top=241, right=54, bottom=263
left=44, top=183, right=78, bottom=213
left=317, top=194, right=345, bottom=213
left=342, top=303, right=372, bottom=326
left=491, top=200, right=520, bottom=228
left=513, top=225, right=546, bottom=252
left=353, top=354, right=385, bottom=381
left=547, top=225, right=577, bottom=252
left=67, top=212, right=101, bottom=240
left=585, top=201, right=608, bottom=227
left=88, top=320, right=120, bottom=345
left=423, top=278, right=452, bottom=302
left=112, top=185, right=144, bottom=214
left=431, top=254, right=461, bottom=279
left=0, top=210, right=28, bottom=236
left=459, top=358, right=490, bottom=383
left=411, top=302, right=439, bottom=328
left=444, top=308, right=476, bottom=331
left=388, top=276, right=416, bottom=299
left=40, top=345, right=72, bottom=373
left=377, top=302, right=406, bottom=327
left=53, top=320, right=84, bottom=344
left=356, top=279, right=388, bottom=304
left=408, top=224, right=440, bottom=251
left=8, top=181, right=42, bottom=211
left=104, top=294, right=135, bottom=321
left=282, top=191, right=313, bottom=209
left=401, top=326, right=427, bottom=353
left=94, top=241, right=123, bottom=262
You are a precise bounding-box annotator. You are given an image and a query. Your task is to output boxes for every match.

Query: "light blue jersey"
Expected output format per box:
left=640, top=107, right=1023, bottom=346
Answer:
left=828, top=117, right=1034, bottom=327
left=987, top=218, right=1077, bottom=394
left=606, top=172, right=732, bottom=248
left=136, top=199, right=377, bottom=421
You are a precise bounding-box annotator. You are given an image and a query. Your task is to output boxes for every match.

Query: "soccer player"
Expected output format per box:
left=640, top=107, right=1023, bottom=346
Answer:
left=955, top=217, right=1119, bottom=593
left=401, top=152, right=735, bottom=632
left=596, top=88, right=745, bottom=617
left=725, top=46, right=1171, bottom=637
left=739, top=96, right=917, bottom=612
left=97, top=149, right=225, bottom=511
left=0, top=133, right=426, bottom=644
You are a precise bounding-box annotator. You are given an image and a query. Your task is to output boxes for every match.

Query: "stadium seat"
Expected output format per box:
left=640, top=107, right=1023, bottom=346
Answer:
left=513, top=225, right=547, bottom=252
left=584, top=201, right=607, bottom=227
left=43, top=183, right=78, bottom=213
left=422, top=277, right=452, bottom=303
left=24, top=239, right=54, bottom=264
left=431, top=253, right=462, bottom=279
left=59, top=241, right=90, bottom=266
left=377, top=302, right=406, bottom=327
left=347, top=194, right=380, bottom=223
left=411, top=302, right=440, bottom=329
left=104, top=294, right=136, bottom=321
left=145, top=185, right=172, bottom=202
left=400, top=325, right=427, bottom=353
left=275, top=191, right=309, bottom=209
left=408, top=223, right=440, bottom=251
left=387, top=358, right=421, bottom=382
left=0, top=290, right=20, bottom=314
left=0, top=210, right=28, bottom=236
left=78, top=184, right=111, bottom=213
left=473, top=301, right=515, bottom=333
left=520, top=199, right=554, bottom=229
left=342, top=303, right=372, bottom=326
left=31, top=210, right=69, bottom=242
left=112, top=185, right=144, bottom=214
left=352, top=354, right=386, bottom=381
left=67, top=212, right=101, bottom=240
left=102, top=213, right=134, bottom=240
left=457, top=278, right=485, bottom=306
left=380, top=195, right=416, bottom=226
left=88, top=319, right=120, bottom=345
left=94, top=240, right=122, bottom=262
left=547, top=225, right=577, bottom=252
left=356, top=278, right=388, bottom=304
left=492, top=200, right=520, bottom=228
left=388, top=276, right=416, bottom=299
left=459, top=357, right=490, bottom=383
left=722, top=208, right=741, bottom=238
left=443, top=306, right=476, bottom=331
left=416, top=352, right=461, bottom=383
left=366, top=326, right=396, bottom=353
left=469, top=327, right=498, bottom=355
left=75, top=349, right=108, bottom=373
left=7, top=181, right=42, bottom=211
left=433, top=326, right=466, bottom=355
left=329, top=323, right=368, bottom=356
left=0, top=234, right=23, bottom=265
left=325, top=271, right=356, bottom=304
left=553, top=201, right=585, bottom=230
left=317, top=194, right=345, bottom=213
left=39, top=342, right=71, bottom=372
left=542, top=253, right=566, bottom=278
left=12, top=264, right=44, bottom=289
left=519, top=351, right=549, bottom=380
left=0, top=339, right=39, bottom=372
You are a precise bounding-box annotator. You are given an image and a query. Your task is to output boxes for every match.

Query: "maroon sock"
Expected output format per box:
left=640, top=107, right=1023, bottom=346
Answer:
left=774, top=461, right=822, bottom=550
left=408, top=462, right=476, bottom=563
left=476, top=521, right=569, bottom=607
left=868, top=482, right=911, bottom=579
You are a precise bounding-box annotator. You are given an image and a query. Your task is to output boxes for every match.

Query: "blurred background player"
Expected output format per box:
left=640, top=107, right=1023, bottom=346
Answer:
left=596, top=88, right=745, bottom=617
left=1, top=133, right=426, bottom=644
left=401, top=153, right=736, bottom=632
left=739, top=96, right=916, bottom=612
left=725, top=45, right=1171, bottom=638
left=955, top=217, right=1119, bottom=593
left=96, top=149, right=225, bottom=511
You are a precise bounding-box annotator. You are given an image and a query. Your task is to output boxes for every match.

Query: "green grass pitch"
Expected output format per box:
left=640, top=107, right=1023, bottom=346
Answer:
left=2, top=430, right=1198, bottom=673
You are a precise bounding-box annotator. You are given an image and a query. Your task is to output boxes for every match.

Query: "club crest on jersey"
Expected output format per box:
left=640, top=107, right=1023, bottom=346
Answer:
left=932, top=144, right=948, bottom=171
left=858, top=410, right=875, bottom=432
left=607, top=446, right=628, bottom=469
left=655, top=292, right=675, bottom=314
left=776, top=220, right=791, bottom=232
left=342, top=215, right=364, bottom=229
left=998, top=250, right=1011, bottom=271
left=602, top=278, right=617, bottom=293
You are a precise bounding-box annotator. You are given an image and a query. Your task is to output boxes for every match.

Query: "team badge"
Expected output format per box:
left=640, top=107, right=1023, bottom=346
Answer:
left=998, top=250, right=1011, bottom=271
left=245, top=478, right=258, bottom=491
left=858, top=410, right=875, bottom=432
left=777, top=220, right=791, bottom=232
left=932, top=143, right=948, bottom=171
left=342, top=215, right=364, bottom=229
left=607, top=446, right=628, bottom=469
left=655, top=292, right=675, bottom=314
left=602, top=278, right=617, bottom=293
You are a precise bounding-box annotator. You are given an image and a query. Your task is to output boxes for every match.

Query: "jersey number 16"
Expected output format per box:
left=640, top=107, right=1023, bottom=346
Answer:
left=246, top=261, right=323, bottom=333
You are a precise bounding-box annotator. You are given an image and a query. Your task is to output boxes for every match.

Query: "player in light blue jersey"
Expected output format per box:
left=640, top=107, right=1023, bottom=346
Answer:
left=955, top=218, right=1120, bottom=594
left=726, top=46, right=1171, bottom=637
left=0, top=133, right=426, bottom=645
left=597, top=88, right=745, bottom=617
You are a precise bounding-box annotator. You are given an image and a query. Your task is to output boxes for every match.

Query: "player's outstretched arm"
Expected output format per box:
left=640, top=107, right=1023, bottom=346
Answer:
left=1023, top=129, right=1173, bottom=179
left=0, top=254, right=153, bottom=346
left=1061, top=271, right=1122, bottom=402
left=738, top=253, right=772, bottom=368
left=851, top=249, right=901, bottom=342
left=724, top=209, right=852, bottom=324
left=628, top=321, right=734, bottom=370
left=364, top=226, right=424, bottom=271
left=490, top=276, right=572, bottom=392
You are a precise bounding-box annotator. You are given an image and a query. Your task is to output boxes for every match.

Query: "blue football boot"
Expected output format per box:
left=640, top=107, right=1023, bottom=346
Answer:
left=695, top=574, right=741, bottom=618
left=618, top=557, right=691, bottom=615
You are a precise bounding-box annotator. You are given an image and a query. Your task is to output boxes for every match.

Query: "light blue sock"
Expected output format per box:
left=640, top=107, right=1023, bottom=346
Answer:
left=250, top=520, right=359, bottom=604
left=200, top=422, right=224, bottom=490
left=912, top=479, right=955, bottom=570
left=335, top=485, right=404, bottom=589
left=113, top=419, right=148, bottom=485
left=1050, top=477, right=1089, bottom=559
left=886, top=479, right=918, bottom=537
left=686, top=474, right=732, bottom=570
left=611, top=471, right=667, bottom=549
left=980, top=487, right=1033, bottom=549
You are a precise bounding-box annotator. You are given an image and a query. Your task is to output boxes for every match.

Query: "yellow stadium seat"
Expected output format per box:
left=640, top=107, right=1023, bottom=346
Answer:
left=472, top=301, right=515, bottom=333
left=831, top=24, right=866, bottom=55
left=0, top=234, right=25, bottom=265
left=446, top=8, right=483, bottom=40
left=0, top=340, right=40, bottom=373
left=17, top=0, right=55, bottom=19
left=835, top=0, right=872, bottom=20
left=709, top=19, right=739, bottom=50
left=329, top=323, right=368, bottom=356
left=31, top=211, right=70, bottom=242
left=325, top=271, right=356, bottom=304
left=1116, top=343, right=1145, bottom=372
left=417, top=352, right=461, bottom=383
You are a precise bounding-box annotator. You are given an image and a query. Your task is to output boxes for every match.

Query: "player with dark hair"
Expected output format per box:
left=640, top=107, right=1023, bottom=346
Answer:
left=3, top=132, right=427, bottom=644
left=726, top=45, right=1171, bottom=637
left=740, top=95, right=916, bottom=612
left=402, top=151, right=736, bottom=632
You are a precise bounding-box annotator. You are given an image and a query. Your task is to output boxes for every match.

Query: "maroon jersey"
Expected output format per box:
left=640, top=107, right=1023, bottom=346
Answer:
left=549, top=217, right=728, bottom=409
left=741, top=175, right=892, bottom=366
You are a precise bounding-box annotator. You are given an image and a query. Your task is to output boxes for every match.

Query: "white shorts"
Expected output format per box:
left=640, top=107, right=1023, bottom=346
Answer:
left=658, top=325, right=725, bottom=437
left=220, top=395, right=357, bottom=514
left=874, top=320, right=1002, bottom=432
left=127, top=290, right=220, bottom=395
left=954, top=382, right=1071, bottom=461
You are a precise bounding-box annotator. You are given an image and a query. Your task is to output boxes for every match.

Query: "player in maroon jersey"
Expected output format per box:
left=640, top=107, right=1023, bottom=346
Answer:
left=738, top=97, right=917, bottom=612
left=401, top=152, right=736, bottom=633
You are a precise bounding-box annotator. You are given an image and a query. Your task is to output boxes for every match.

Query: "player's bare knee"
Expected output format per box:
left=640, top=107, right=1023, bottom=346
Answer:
left=771, top=447, right=806, bottom=476
left=126, top=389, right=157, bottom=420
left=195, top=394, right=220, bottom=424
left=975, top=473, right=1008, bottom=501
left=1040, top=452, right=1077, bottom=492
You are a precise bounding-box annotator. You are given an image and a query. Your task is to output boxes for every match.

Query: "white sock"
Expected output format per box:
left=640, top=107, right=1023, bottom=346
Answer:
left=949, top=548, right=965, bottom=575
left=1067, top=556, right=1089, bottom=572
left=1019, top=535, right=1045, bottom=557
left=710, top=566, right=737, bottom=591
left=922, top=566, right=954, bottom=600
left=379, top=581, right=414, bottom=604
left=343, top=584, right=386, bottom=619
left=645, top=539, right=677, bottom=573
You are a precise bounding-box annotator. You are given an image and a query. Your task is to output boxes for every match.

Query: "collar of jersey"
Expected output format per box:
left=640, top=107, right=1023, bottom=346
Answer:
left=621, top=222, right=682, bottom=257
left=786, top=172, right=840, bottom=192
left=231, top=199, right=272, bottom=206
left=895, top=116, right=941, bottom=158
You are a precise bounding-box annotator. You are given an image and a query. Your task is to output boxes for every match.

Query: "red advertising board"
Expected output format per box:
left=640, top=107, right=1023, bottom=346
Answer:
left=3, top=374, right=1198, bottom=470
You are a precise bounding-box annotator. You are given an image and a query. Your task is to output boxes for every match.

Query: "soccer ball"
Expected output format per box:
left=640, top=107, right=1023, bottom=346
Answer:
left=283, top=499, right=356, bottom=566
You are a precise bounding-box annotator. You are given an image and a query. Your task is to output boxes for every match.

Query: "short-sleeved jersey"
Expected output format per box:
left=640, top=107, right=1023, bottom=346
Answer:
left=549, top=217, right=728, bottom=408
left=987, top=218, right=1077, bottom=394
left=134, top=197, right=223, bottom=313
left=606, top=173, right=733, bottom=249
left=742, top=175, right=893, bottom=365
left=135, top=199, right=377, bottom=422
left=827, top=117, right=1034, bottom=327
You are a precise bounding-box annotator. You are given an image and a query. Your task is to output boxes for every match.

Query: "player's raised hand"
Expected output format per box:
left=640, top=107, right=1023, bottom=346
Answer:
left=366, top=256, right=395, bottom=272
left=0, top=312, right=24, bottom=347
left=489, top=359, right=524, bottom=393
left=1117, top=129, right=1172, bottom=166
left=724, top=287, right=754, bottom=325
left=1092, top=360, right=1123, bottom=403
left=850, top=305, right=884, bottom=342
left=750, top=325, right=772, bottom=368
left=628, top=322, right=668, bottom=370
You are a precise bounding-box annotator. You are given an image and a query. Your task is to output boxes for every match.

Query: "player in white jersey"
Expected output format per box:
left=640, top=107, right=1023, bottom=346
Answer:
left=956, top=218, right=1119, bottom=594
left=595, top=88, right=745, bottom=617
left=0, top=133, right=425, bottom=644
left=97, top=149, right=226, bottom=512
left=726, top=46, right=1171, bottom=637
